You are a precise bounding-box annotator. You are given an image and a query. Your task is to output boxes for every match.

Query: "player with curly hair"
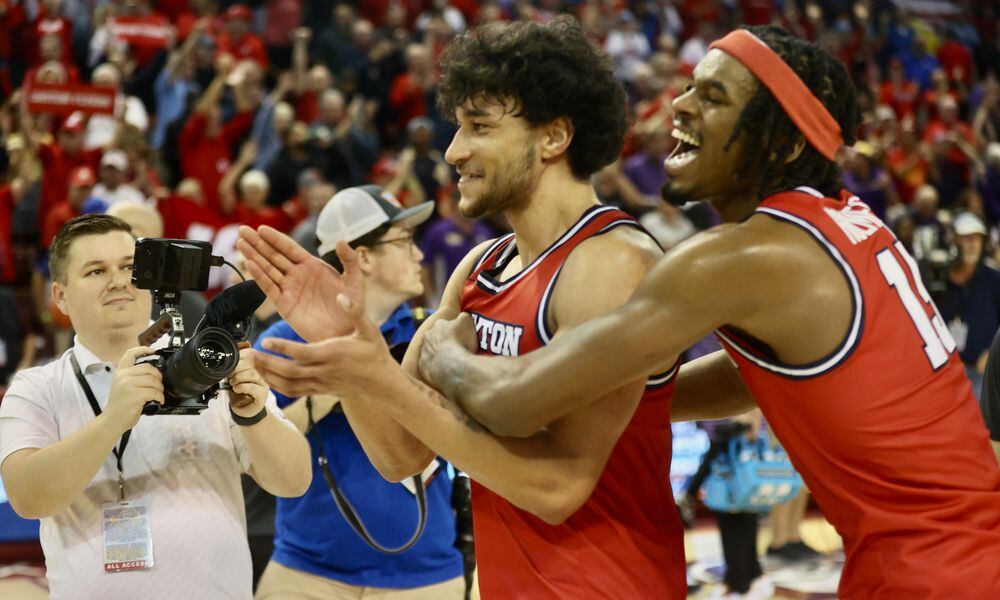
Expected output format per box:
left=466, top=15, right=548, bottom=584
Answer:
left=419, top=25, right=1000, bottom=599
left=238, top=16, right=687, bottom=598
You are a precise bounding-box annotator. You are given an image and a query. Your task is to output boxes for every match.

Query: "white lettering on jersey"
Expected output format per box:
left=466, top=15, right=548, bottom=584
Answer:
left=470, top=313, right=524, bottom=357
left=824, top=196, right=885, bottom=245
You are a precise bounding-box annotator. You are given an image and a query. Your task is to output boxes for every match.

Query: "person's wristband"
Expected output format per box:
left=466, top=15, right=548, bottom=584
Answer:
left=230, top=405, right=267, bottom=426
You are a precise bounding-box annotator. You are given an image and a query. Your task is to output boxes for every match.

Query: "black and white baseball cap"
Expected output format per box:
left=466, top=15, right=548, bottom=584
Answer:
left=316, top=185, right=434, bottom=257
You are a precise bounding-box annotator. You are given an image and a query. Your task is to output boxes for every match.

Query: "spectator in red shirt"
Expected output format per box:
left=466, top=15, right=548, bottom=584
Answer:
left=178, top=52, right=256, bottom=215
left=924, top=95, right=979, bottom=164
left=261, top=0, right=301, bottom=69
left=938, top=30, right=974, bottom=87
left=920, top=68, right=962, bottom=123
left=24, top=34, right=80, bottom=85
left=0, top=0, right=27, bottom=93
left=112, top=0, right=173, bottom=69
left=27, top=112, right=103, bottom=233
left=41, top=166, right=95, bottom=249
left=887, top=121, right=930, bottom=205
left=294, top=63, right=332, bottom=125
left=924, top=95, right=980, bottom=206
left=156, top=177, right=226, bottom=240
left=219, top=140, right=294, bottom=232
left=879, top=58, right=919, bottom=121
left=0, top=171, right=27, bottom=284
left=174, top=0, right=225, bottom=44
left=388, top=43, right=433, bottom=131
left=217, top=4, right=268, bottom=68
left=31, top=0, right=72, bottom=66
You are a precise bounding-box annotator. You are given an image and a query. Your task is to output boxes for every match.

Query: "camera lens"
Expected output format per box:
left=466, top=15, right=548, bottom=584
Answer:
left=197, top=341, right=234, bottom=370
left=161, top=327, right=240, bottom=401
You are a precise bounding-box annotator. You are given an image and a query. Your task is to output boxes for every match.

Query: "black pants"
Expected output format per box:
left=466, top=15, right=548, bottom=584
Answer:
left=686, top=425, right=762, bottom=594
left=248, top=535, right=274, bottom=592
left=717, top=511, right=762, bottom=593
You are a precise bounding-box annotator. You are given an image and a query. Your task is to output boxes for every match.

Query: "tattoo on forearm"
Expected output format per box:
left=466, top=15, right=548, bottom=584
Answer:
left=406, top=372, right=485, bottom=433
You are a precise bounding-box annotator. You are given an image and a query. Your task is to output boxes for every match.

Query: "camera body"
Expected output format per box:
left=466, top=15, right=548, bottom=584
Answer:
left=133, top=237, right=214, bottom=305
left=135, top=326, right=240, bottom=415
left=132, top=238, right=242, bottom=416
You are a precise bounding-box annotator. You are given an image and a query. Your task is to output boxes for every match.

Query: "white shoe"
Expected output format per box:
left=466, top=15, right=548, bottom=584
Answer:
left=746, top=574, right=775, bottom=599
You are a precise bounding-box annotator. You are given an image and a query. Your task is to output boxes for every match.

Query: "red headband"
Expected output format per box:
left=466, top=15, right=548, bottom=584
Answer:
left=709, top=30, right=843, bottom=161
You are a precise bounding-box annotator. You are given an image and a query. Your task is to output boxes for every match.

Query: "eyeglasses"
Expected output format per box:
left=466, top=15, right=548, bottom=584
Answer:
left=370, top=234, right=417, bottom=254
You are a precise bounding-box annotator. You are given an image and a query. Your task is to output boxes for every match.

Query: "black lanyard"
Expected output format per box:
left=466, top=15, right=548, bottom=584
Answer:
left=306, top=395, right=428, bottom=554
left=70, top=354, right=132, bottom=503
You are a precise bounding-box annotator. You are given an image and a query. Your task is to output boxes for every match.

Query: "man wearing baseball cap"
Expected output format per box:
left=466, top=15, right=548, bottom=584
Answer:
left=218, top=3, right=268, bottom=67
left=253, top=185, right=466, bottom=600
left=92, top=150, right=145, bottom=206
left=41, top=166, right=99, bottom=249
left=31, top=111, right=104, bottom=233
left=940, top=212, right=1000, bottom=401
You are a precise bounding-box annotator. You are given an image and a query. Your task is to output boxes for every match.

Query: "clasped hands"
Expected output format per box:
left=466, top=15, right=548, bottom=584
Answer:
left=235, top=226, right=481, bottom=402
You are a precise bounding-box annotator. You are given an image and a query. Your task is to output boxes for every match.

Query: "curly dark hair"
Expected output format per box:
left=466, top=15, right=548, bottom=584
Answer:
left=436, top=15, right=628, bottom=180
left=725, top=25, right=860, bottom=200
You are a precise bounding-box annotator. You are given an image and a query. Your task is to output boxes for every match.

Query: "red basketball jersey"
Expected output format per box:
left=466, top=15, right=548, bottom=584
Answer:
left=717, top=187, right=1000, bottom=598
left=461, top=205, right=686, bottom=598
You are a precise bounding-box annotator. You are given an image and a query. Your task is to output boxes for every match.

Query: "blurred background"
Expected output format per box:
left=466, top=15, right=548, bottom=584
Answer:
left=1, top=0, right=998, bottom=597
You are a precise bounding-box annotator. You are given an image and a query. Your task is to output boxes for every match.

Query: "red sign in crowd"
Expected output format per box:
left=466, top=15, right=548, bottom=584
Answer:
left=108, top=16, right=173, bottom=49
left=24, top=83, right=116, bottom=116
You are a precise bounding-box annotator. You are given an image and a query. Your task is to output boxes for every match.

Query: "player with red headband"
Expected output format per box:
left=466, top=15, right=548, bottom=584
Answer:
left=415, top=25, right=1000, bottom=598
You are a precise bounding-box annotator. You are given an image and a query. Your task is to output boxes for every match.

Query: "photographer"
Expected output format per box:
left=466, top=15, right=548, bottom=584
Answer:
left=0, top=215, right=310, bottom=599
left=939, top=213, right=1000, bottom=400
left=253, top=186, right=466, bottom=599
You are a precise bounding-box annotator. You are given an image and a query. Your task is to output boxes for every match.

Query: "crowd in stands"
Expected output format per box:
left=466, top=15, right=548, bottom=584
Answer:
left=0, top=0, right=998, bottom=392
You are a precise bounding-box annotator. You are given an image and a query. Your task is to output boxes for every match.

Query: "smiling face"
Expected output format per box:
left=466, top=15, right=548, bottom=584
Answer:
left=661, top=49, right=759, bottom=208
left=51, top=231, right=152, bottom=344
left=444, top=97, right=540, bottom=219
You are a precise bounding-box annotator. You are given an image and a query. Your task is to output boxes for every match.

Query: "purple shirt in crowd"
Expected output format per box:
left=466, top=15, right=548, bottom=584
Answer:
left=420, top=217, right=497, bottom=301
left=623, top=152, right=669, bottom=196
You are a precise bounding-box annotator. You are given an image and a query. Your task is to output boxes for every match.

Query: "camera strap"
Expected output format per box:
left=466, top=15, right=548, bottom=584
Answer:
left=71, top=354, right=132, bottom=503
left=306, top=395, right=428, bottom=554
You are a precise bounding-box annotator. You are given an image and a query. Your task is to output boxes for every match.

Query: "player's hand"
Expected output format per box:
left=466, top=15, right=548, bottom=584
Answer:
left=417, top=313, right=478, bottom=388
left=104, top=347, right=164, bottom=435
left=237, top=227, right=365, bottom=342
left=253, top=294, right=396, bottom=399
left=228, top=344, right=269, bottom=417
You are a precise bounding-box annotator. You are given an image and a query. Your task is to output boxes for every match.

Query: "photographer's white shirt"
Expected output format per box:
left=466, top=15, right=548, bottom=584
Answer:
left=0, top=337, right=292, bottom=599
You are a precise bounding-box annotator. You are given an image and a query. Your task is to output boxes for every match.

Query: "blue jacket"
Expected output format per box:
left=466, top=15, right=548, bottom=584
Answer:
left=254, top=305, right=463, bottom=587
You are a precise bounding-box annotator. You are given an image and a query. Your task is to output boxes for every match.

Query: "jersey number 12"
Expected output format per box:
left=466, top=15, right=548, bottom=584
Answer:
left=876, top=242, right=957, bottom=369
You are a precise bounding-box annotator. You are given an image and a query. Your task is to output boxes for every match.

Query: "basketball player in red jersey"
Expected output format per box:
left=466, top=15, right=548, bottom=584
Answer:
left=236, top=17, right=687, bottom=598
left=418, top=26, right=1000, bottom=598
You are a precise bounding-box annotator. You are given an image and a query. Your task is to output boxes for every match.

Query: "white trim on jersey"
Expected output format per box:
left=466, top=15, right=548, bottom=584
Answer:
left=536, top=265, right=563, bottom=345
left=472, top=233, right=516, bottom=274
left=647, top=359, right=681, bottom=387
left=794, top=186, right=824, bottom=198
left=496, top=233, right=519, bottom=267
left=476, top=205, right=620, bottom=293
left=597, top=219, right=642, bottom=235
left=716, top=206, right=865, bottom=378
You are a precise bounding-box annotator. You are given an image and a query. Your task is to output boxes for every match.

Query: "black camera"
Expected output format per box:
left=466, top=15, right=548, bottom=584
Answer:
left=131, top=238, right=262, bottom=416
left=132, top=237, right=215, bottom=306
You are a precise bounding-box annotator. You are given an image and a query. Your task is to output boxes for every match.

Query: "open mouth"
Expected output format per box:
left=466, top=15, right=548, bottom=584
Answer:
left=664, top=128, right=701, bottom=172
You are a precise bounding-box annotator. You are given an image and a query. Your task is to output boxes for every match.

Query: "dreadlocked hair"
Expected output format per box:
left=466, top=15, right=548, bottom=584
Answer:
left=724, top=25, right=860, bottom=200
